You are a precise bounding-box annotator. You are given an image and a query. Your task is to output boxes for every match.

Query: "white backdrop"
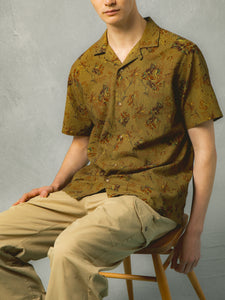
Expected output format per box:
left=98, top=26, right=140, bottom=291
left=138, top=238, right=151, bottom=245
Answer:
left=0, top=1, right=224, bottom=299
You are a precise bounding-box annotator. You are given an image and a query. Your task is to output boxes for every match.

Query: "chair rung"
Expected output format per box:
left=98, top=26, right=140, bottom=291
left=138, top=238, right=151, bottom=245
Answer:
left=99, top=272, right=157, bottom=282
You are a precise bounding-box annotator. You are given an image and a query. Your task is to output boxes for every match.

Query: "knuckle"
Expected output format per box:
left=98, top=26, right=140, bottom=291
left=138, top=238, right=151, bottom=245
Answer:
left=189, top=257, right=196, bottom=263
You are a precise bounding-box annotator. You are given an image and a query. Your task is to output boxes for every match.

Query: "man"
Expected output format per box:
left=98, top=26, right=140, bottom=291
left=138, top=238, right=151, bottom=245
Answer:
left=0, top=0, right=223, bottom=299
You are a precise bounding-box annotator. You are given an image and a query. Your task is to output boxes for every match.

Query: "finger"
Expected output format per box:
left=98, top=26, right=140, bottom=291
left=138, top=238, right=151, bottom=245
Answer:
left=12, top=189, right=39, bottom=206
left=171, top=257, right=177, bottom=269
left=187, top=259, right=198, bottom=274
left=171, top=250, right=179, bottom=269
left=20, top=191, right=36, bottom=202
left=184, top=262, right=194, bottom=274
left=186, top=259, right=199, bottom=274
left=175, top=262, right=186, bottom=273
left=173, top=255, right=187, bottom=273
left=40, top=190, right=49, bottom=198
left=40, top=186, right=55, bottom=198
left=193, top=257, right=200, bottom=268
left=12, top=194, right=29, bottom=206
left=12, top=200, right=21, bottom=206
left=178, top=258, right=197, bottom=274
left=29, top=189, right=40, bottom=198
left=12, top=197, right=28, bottom=206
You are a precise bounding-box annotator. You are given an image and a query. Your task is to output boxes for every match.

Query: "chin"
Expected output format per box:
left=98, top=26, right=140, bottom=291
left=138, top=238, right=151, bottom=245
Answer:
left=102, top=15, right=124, bottom=26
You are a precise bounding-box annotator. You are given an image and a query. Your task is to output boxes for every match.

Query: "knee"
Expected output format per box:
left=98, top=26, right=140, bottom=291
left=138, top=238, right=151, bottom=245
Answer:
left=0, top=208, right=17, bottom=245
left=0, top=219, right=12, bottom=249
left=48, top=234, right=88, bottom=263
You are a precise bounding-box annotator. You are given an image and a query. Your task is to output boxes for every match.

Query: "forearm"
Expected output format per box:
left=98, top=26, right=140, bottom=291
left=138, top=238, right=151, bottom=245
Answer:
left=172, top=120, right=217, bottom=273
left=171, top=147, right=217, bottom=273
left=51, top=136, right=89, bottom=191
left=187, top=147, right=217, bottom=235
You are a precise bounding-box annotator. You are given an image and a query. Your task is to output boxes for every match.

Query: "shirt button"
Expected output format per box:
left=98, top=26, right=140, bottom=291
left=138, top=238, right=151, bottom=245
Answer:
left=105, top=178, right=110, bottom=183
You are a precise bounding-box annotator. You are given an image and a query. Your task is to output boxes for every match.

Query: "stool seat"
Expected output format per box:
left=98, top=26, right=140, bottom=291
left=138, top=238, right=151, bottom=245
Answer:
left=136, top=214, right=189, bottom=255
left=99, top=214, right=206, bottom=300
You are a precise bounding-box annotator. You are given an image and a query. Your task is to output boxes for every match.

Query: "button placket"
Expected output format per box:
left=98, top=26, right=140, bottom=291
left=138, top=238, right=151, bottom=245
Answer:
left=116, top=67, right=125, bottom=108
left=117, top=69, right=123, bottom=80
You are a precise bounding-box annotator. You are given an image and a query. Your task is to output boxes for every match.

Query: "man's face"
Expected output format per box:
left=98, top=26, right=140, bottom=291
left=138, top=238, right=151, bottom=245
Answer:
left=90, top=0, right=137, bottom=26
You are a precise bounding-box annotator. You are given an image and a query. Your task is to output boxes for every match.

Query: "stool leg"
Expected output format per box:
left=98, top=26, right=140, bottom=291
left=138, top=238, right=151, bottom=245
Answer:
left=123, top=256, right=134, bottom=300
left=152, top=254, right=172, bottom=300
left=187, top=271, right=206, bottom=300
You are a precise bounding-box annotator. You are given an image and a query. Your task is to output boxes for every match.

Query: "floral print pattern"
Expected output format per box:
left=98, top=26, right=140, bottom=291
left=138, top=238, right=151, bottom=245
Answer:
left=62, top=17, right=223, bottom=224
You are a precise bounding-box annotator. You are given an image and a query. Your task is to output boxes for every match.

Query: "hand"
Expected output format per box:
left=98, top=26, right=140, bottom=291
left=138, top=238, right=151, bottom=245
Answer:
left=12, top=185, right=58, bottom=206
left=171, top=229, right=201, bottom=274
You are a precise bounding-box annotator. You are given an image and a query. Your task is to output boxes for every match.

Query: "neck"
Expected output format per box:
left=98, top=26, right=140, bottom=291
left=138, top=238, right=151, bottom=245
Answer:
left=106, top=13, right=146, bottom=51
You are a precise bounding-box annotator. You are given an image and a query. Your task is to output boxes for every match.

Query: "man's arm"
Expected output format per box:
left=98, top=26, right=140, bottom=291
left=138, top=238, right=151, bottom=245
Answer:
left=171, top=120, right=217, bottom=274
left=12, top=136, right=89, bottom=206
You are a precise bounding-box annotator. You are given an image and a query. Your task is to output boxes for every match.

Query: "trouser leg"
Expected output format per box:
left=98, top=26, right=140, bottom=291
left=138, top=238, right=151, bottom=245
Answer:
left=46, top=194, right=177, bottom=300
left=0, top=191, right=87, bottom=300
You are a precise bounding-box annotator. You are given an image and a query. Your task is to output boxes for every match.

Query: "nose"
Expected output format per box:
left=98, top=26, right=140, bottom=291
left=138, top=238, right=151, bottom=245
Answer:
left=104, top=0, right=116, bottom=6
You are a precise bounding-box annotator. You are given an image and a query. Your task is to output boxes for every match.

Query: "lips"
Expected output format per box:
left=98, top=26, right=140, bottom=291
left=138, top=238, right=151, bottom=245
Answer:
left=104, top=9, right=120, bottom=15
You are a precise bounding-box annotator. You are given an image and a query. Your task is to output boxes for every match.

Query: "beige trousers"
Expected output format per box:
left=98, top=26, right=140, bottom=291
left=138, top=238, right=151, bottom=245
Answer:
left=0, top=191, right=176, bottom=300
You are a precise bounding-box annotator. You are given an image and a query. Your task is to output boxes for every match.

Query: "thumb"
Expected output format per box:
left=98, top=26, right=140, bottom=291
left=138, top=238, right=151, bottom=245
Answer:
left=171, top=249, right=179, bottom=269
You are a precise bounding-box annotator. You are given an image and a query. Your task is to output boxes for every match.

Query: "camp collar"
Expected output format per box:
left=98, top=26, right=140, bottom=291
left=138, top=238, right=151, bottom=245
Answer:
left=93, top=16, right=160, bottom=56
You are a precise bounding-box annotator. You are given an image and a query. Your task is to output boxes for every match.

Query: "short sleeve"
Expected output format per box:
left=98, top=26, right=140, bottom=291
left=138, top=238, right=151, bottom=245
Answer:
left=178, top=44, right=223, bottom=129
left=62, top=64, right=93, bottom=136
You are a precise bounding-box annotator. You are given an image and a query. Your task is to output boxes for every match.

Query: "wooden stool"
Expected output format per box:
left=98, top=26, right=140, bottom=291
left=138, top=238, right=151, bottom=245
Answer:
left=99, top=214, right=206, bottom=300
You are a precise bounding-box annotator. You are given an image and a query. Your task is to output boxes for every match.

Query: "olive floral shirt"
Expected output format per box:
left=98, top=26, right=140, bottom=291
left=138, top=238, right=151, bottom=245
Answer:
left=62, top=17, right=223, bottom=224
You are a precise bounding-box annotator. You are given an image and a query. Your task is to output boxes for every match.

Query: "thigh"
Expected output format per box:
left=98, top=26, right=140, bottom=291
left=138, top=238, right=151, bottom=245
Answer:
left=0, top=191, right=86, bottom=261
left=52, top=195, right=149, bottom=266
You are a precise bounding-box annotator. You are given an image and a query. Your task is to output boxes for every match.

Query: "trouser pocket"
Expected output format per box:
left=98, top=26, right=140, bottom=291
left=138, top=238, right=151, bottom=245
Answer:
left=133, top=197, right=177, bottom=247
